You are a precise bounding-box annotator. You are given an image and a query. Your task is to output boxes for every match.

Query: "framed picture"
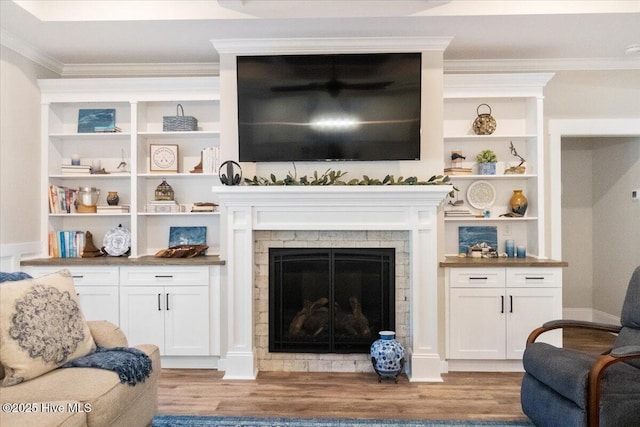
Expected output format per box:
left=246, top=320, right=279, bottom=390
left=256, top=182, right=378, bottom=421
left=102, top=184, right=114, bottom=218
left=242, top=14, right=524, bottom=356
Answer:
left=150, top=144, right=179, bottom=173
left=169, top=226, right=206, bottom=248
left=458, top=226, right=498, bottom=255
left=78, top=109, right=116, bottom=133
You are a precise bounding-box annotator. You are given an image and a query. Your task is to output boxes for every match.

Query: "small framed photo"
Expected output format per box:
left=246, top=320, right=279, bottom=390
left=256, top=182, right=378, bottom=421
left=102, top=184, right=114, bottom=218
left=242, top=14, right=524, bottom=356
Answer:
left=78, top=109, right=116, bottom=133
left=169, top=226, right=206, bottom=248
left=150, top=144, right=179, bottom=173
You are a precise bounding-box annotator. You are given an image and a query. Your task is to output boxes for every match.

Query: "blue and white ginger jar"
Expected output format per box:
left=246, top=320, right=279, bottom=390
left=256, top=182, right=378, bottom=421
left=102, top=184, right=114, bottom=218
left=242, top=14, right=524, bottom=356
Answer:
left=370, top=331, right=405, bottom=378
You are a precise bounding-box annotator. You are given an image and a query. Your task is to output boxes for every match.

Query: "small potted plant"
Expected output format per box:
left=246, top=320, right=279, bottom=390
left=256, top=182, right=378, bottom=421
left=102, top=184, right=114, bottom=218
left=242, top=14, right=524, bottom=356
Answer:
left=476, top=149, right=497, bottom=175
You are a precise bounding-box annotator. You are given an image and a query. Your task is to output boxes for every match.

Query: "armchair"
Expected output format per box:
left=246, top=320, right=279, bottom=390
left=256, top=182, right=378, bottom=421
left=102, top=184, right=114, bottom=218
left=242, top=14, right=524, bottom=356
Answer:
left=521, top=266, right=640, bottom=427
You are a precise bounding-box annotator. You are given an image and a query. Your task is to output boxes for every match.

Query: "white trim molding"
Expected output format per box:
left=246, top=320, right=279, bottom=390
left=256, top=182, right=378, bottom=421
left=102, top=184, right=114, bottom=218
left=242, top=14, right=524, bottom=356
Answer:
left=211, top=37, right=453, bottom=55
left=214, top=186, right=451, bottom=382
left=0, top=29, right=63, bottom=75
left=0, top=241, right=42, bottom=271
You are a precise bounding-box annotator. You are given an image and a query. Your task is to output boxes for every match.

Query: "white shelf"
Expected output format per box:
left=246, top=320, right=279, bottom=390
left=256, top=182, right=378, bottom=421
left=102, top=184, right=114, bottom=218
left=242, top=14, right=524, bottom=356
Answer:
left=444, top=216, right=538, bottom=222
left=138, top=212, right=220, bottom=217
left=446, top=174, right=537, bottom=180
left=137, top=130, right=220, bottom=139
left=49, top=132, right=131, bottom=140
left=444, top=134, right=536, bottom=142
left=39, top=77, right=221, bottom=258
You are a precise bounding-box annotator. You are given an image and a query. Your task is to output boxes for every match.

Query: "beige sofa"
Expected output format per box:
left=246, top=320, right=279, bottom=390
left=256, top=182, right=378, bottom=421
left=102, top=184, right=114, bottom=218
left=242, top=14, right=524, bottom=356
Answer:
left=0, top=320, right=160, bottom=427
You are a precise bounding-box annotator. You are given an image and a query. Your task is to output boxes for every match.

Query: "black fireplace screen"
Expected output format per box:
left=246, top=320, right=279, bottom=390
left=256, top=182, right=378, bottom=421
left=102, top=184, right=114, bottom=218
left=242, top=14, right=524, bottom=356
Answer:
left=269, top=248, right=395, bottom=353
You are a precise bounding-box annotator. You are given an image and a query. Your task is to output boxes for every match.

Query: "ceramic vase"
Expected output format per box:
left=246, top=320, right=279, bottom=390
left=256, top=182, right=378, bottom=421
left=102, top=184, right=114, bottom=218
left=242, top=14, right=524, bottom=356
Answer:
left=479, top=162, right=496, bottom=175
left=510, top=190, right=528, bottom=216
left=106, top=191, right=120, bottom=206
left=370, top=331, right=405, bottom=382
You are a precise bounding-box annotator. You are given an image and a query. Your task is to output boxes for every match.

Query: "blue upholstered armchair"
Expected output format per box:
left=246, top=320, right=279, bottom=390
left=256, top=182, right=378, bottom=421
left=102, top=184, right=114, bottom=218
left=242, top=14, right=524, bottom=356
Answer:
left=521, top=266, right=640, bottom=427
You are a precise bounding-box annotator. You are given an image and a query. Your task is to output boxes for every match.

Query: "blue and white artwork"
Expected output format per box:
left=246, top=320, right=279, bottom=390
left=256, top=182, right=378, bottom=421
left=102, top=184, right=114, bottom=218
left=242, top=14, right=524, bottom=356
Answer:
left=78, top=109, right=116, bottom=133
left=169, top=226, right=207, bottom=248
left=458, top=226, right=498, bottom=254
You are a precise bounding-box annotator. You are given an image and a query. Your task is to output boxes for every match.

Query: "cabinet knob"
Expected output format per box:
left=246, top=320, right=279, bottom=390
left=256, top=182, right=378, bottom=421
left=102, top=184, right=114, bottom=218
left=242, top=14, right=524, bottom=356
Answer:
left=157, top=293, right=162, bottom=311
left=166, top=293, right=170, bottom=311
left=500, top=296, right=504, bottom=313
left=469, top=277, right=488, bottom=280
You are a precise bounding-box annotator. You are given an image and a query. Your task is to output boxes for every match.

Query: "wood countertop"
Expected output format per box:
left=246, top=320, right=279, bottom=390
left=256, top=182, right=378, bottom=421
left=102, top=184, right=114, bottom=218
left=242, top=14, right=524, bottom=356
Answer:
left=439, top=256, right=567, bottom=268
left=21, top=255, right=225, bottom=267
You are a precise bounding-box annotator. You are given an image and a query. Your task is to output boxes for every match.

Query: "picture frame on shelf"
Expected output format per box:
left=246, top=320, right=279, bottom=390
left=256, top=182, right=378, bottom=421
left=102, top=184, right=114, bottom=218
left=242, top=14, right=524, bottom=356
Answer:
left=169, top=226, right=206, bottom=248
left=77, top=109, right=116, bottom=133
left=150, top=144, right=179, bottom=173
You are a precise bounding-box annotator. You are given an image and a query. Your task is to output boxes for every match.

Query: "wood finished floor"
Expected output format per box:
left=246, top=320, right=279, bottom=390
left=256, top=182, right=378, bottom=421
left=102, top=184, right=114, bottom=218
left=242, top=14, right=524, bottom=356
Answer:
left=157, top=329, right=616, bottom=421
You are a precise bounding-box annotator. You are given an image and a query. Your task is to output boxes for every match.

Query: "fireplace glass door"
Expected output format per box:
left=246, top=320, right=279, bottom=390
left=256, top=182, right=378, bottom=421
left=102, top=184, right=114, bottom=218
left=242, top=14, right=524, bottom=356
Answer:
left=269, top=248, right=395, bottom=353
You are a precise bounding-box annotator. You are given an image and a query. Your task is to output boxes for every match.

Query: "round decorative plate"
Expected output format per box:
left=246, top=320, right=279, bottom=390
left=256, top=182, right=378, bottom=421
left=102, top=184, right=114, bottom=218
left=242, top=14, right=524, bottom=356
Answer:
left=466, top=180, right=496, bottom=210
left=103, top=225, right=131, bottom=256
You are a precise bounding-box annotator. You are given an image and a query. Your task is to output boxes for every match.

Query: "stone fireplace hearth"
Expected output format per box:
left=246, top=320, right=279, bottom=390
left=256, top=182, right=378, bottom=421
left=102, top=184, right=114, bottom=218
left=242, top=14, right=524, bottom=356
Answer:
left=214, top=185, right=451, bottom=382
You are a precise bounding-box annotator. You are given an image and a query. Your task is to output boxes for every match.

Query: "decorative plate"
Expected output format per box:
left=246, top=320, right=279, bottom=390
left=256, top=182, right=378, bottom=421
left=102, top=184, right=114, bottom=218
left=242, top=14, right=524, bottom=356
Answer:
left=103, top=225, right=131, bottom=256
left=466, top=180, right=496, bottom=210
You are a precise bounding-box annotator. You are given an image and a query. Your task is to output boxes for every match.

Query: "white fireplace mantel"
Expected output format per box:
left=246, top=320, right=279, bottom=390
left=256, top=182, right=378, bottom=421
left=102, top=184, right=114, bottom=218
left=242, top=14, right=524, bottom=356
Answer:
left=213, top=185, right=452, bottom=381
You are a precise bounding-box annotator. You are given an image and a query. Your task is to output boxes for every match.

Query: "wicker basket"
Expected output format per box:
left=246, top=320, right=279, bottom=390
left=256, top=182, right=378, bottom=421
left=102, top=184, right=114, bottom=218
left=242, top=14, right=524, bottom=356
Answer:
left=163, top=104, right=198, bottom=131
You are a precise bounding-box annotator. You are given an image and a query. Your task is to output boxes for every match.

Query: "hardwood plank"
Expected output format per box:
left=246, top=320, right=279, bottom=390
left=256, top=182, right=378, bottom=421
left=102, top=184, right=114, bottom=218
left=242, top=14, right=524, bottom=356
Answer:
left=157, top=328, right=615, bottom=420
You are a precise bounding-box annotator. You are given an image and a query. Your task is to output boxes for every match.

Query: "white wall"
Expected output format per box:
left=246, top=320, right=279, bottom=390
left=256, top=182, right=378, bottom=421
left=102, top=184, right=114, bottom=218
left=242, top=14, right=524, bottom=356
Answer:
left=545, top=70, right=640, bottom=320
left=561, top=138, right=594, bottom=310
left=0, top=46, right=58, bottom=269
left=592, top=137, right=640, bottom=316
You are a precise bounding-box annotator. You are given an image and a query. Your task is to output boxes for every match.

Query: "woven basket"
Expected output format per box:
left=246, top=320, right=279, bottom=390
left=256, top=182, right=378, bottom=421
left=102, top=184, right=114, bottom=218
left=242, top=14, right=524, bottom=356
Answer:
left=163, top=104, right=198, bottom=131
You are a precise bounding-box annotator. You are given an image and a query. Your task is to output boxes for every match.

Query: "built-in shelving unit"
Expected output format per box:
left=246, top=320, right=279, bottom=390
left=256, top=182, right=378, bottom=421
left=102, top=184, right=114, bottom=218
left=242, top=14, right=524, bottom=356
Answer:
left=38, top=77, right=222, bottom=259
left=442, top=73, right=554, bottom=258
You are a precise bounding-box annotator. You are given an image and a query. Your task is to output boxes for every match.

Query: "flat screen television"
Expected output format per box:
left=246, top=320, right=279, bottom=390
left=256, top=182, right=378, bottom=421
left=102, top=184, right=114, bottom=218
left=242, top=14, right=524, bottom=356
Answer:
left=237, top=53, right=421, bottom=162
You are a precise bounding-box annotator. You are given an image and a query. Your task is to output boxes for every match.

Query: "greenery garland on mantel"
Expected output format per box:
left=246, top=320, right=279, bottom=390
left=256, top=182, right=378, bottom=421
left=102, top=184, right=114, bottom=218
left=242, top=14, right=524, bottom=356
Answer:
left=244, top=169, right=454, bottom=196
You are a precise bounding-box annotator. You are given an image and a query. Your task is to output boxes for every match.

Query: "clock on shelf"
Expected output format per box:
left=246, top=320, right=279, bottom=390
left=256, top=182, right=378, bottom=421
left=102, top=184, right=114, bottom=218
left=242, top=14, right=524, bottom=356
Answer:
left=150, top=144, right=178, bottom=173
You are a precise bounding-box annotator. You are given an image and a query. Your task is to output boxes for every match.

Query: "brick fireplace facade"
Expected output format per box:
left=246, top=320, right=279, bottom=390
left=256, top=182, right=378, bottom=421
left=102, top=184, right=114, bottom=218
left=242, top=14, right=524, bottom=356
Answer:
left=254, top=230, right=410, bottom=373
left=214, top=186, right=451, bottom=382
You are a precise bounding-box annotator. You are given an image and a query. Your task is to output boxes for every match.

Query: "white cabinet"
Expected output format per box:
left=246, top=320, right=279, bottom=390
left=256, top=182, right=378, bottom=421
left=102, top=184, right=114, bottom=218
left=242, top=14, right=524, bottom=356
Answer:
left=23, top=266, right=119, bottom=325
left=38, top=78, right=222, bottom=259
left=443, top=73, right=554, bottom=258
left=119, top=266, right=210, bottom=356
left=447, top=267, right=562, bottom=364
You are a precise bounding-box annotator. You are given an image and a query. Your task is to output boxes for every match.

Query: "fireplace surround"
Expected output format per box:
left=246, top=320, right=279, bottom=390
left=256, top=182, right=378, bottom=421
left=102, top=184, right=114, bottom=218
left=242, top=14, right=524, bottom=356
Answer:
left=214, top=185, right=451, bottom=382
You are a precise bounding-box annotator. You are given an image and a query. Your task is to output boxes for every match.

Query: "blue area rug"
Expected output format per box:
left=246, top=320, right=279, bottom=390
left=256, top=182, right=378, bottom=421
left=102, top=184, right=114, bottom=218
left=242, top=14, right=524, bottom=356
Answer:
left=152, top=415, right=534, bottom=427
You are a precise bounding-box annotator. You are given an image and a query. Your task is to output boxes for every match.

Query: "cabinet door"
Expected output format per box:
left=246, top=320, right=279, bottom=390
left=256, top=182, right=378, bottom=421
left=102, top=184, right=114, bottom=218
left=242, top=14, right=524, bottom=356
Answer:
left=75, top=285, right=119, bottom=325
left=449, top=288, right=506, bottom=359
left=120, top=286, right=165, bottom=353
left=164, top=286, right=209, bottom=356
left=506, top=287, right=562, bottom=359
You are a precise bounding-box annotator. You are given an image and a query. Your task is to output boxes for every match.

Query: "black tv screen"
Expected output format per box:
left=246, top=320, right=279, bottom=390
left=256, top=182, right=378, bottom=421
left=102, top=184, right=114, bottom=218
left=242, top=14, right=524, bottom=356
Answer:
left=237, top=53, right=421, bottom=162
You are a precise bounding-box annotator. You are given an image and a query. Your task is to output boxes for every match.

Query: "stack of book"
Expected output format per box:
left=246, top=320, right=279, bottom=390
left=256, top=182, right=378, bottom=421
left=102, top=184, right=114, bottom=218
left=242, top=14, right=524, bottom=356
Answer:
left=48, top=185, right=77, bottom=213
left=97, top=205, right=130, bottom=214
left=49, top=230, right=85, bottom=258
left=191, top=202, right=218, bottom=213
left=61, top=164, right=92, bottom=175
left=444, top=209, right=474, bottom=218
left=444, top=167, right=473, bottom=175
left=146, top=200, right=181, bottom=213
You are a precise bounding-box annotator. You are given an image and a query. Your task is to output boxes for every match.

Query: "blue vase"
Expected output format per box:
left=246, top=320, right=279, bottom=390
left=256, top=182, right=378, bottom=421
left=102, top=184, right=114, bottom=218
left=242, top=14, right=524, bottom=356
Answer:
left=370, top=331, right=405, bottom=383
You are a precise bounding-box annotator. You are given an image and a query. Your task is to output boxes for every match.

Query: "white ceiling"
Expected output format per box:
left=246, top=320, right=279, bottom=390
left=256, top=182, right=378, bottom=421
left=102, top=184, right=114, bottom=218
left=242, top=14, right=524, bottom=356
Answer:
left=1, top=0, right=639, bottom=76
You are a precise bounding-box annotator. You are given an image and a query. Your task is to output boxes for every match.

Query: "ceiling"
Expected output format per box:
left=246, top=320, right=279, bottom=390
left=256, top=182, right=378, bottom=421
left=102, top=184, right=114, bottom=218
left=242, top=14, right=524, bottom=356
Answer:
left=1, top=0, right=639, bottom=76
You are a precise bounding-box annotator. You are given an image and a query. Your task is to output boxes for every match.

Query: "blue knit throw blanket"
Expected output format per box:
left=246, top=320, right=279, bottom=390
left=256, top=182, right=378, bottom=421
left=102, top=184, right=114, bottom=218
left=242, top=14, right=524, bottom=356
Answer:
left=62, top=345, right=153, bottom=386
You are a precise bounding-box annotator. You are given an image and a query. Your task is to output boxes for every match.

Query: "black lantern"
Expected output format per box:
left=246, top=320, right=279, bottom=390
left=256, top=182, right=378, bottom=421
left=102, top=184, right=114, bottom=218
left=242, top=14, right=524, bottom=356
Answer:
left=155, top=179, right=174, bottom=201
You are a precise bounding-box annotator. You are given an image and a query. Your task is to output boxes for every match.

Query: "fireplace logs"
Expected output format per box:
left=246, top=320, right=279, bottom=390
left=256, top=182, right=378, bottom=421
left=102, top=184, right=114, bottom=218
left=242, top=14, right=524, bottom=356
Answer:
left=289, top=296, right=371, bottom=339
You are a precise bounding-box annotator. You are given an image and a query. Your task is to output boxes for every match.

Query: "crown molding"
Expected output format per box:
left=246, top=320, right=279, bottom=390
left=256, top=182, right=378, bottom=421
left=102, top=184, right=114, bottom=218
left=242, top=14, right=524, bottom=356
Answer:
left=211, top=37, right=454, bottom=55
left=0, top=29, right=63, bottom=75
left=61, top=62, right=220, bottom=78
left=445, top=57, right=640, bottom=73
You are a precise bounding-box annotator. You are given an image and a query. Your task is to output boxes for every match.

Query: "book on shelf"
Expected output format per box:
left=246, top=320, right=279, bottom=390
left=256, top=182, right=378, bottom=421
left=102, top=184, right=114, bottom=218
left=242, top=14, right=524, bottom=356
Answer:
left=49, top=230, right=85, bottom=258
left=146, top=200, right=181, bottom=213
left=96, top=205, right=130, bottom=213
left=48, top=184, right=77, bottom=214
left=94, top=126, right=122, bottom=133
left=444, top=167, right=473, bottom=175
left=192, top=147, right=221, bottom=174
left=191, top=202, right=218, bottom=212
left=444, top=209, right=474, bottom=217
left=61, top=164, right=92, bottom=175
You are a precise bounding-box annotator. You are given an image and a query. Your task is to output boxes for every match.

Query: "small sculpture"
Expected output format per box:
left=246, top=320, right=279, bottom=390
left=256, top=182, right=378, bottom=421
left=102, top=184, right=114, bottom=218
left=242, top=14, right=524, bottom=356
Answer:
left=81, top=231, right=104, bottom=258
left=505, top=141, right=526, bottom=174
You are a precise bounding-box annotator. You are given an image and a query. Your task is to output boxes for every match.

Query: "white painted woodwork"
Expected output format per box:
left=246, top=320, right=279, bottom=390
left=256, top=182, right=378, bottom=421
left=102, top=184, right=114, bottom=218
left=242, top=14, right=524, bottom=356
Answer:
left=214, top=186, right=451, bottom=381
